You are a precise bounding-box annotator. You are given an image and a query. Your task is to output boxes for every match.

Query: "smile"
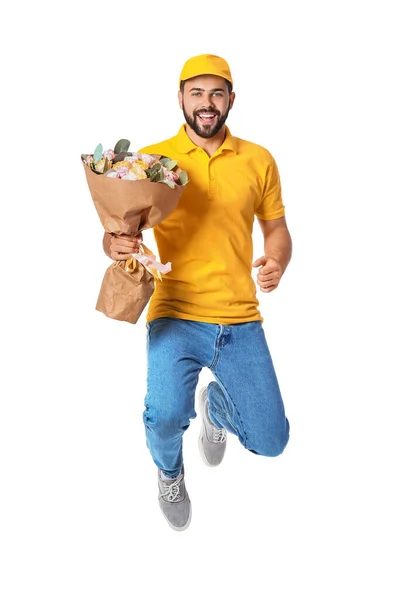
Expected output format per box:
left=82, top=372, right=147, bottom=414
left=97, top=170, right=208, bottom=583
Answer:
left=196, top=113, right=218, bottom=123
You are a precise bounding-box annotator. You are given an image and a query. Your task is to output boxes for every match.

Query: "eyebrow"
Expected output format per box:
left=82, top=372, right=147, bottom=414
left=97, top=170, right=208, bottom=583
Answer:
left=188, top=87, right=226, bottom=92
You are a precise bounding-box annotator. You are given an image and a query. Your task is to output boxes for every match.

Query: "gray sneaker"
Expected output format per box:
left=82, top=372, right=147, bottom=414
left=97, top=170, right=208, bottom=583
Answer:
left=198, top=386, right=227, bottom=467
left=157, top=469, right=192, bottom=531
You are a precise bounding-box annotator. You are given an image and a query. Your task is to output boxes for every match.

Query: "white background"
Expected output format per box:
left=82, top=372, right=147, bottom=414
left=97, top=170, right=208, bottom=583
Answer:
left=1, top=0, right=401, bottom=598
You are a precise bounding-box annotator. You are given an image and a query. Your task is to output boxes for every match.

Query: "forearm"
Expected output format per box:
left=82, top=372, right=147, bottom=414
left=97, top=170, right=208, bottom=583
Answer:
left=264, top=227, right=292, bottom=273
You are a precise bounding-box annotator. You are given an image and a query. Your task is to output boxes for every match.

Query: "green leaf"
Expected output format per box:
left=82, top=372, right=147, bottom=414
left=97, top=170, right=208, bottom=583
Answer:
left=147, top=164, right=165, bottom=182
left=164, top=160, right=178, bottom=171
left=113, top=151, right=133, bottom=163
left=179, top=171, right=189, bottom=185
left=114, top=139, right=131, bottom=154
left=160, top=157, right=178, bottom=170
left=163, top=180, right=176, bottom=188
left=94, top=143, right=103, bottom=163
left=154, top=171, right=165, bottom=183
left=146, top=163, right=163, bottom=181
left=103, top=159, right=110, bottom=174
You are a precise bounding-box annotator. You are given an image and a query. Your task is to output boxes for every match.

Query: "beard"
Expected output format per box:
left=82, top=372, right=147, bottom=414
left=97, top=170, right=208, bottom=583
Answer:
left=182, top=102, right=230, bottom=138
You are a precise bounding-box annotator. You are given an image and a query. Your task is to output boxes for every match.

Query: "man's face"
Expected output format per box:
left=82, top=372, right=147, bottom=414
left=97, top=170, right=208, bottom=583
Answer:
left=179, top=75, right=235, bottom=139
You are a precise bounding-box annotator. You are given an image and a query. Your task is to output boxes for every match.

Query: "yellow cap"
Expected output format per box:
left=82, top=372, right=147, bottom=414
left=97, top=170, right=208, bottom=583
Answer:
left=179, top=54, right=233, bottom=88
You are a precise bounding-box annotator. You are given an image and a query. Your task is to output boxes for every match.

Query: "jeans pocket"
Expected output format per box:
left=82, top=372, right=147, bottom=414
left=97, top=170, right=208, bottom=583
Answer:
left=147, top=319, right=163, bottom=332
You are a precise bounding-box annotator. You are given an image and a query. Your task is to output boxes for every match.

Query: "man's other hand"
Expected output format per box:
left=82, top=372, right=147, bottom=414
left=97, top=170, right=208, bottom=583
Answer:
left=252, top=256, right=283, bottom=293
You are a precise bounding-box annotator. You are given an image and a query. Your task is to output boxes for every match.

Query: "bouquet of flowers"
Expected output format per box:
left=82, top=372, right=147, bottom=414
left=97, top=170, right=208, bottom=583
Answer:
left=82, top=138, right=188, bottom=324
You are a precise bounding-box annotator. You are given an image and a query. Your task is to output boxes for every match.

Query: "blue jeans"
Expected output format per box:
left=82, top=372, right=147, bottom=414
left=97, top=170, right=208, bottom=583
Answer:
left=143, top=317, right=290, bottom=478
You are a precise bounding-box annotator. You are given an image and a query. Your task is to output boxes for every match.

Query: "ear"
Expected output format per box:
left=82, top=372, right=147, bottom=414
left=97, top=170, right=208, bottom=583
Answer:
left=229, top=91, right=236, bottom=110
left=178, top=90, right=183, bottom=110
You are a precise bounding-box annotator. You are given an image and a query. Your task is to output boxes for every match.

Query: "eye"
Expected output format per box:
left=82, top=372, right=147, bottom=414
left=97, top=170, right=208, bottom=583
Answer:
left=191, top=92, right=202, bottom=96
left=212, top=92, right=223, bottom=97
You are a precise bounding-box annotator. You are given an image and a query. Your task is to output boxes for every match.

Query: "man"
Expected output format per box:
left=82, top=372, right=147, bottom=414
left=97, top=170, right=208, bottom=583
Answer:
left=103, top=54, right=292, bottom=532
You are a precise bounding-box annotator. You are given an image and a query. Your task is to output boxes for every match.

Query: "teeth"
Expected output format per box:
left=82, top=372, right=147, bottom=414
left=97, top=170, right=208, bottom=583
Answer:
left=199, top=113, right=215, bottom=118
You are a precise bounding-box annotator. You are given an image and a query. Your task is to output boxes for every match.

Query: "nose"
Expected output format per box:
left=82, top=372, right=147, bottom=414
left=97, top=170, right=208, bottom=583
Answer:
left=200, top=104, right=218, bottom=112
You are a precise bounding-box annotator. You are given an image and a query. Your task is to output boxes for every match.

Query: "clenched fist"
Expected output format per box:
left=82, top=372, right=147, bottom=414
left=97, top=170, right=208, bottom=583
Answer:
left=110, top=233, right=143, bottom=261
left=252, top=256, right=283, bottom=293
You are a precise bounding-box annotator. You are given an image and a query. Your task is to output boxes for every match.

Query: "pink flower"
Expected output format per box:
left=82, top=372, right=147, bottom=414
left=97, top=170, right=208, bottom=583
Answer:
left=83, top=155, right=94, bottom=166
left=127, top=152, right=141, bottom=161
left=116, top=166, right=129, bottom=177
left=122, top=172, right=139, bottom=180
left=103, top=149, right=116, bottom=160
left=163, top=168, right=179, bottom=183
left=139, top=153, right=156, bottom=165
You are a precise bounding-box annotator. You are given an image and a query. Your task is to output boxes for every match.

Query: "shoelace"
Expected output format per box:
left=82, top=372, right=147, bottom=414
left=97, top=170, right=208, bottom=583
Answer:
left=212, top=427, right=227, bottom=444
left=160, top=473, right=183, bottom=502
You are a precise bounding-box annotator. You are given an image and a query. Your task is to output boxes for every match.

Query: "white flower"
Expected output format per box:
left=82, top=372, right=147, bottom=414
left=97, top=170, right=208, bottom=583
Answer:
left=103, top=149, right=116, bottom=160
left=124, top=153, right=141, bottom=163
left=121, top=172, right=139, bottom=180
left=139, top=153, right=156, bottom=165
left=115, top=166, right=129, bottom=177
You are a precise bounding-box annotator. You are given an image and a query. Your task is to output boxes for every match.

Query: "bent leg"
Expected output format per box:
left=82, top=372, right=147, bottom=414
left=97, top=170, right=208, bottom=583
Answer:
left=208, top=321, right=290, bottom=457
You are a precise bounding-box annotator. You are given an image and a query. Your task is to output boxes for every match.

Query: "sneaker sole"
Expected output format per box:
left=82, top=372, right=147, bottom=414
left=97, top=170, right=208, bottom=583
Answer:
left=198, top=433, right=219, bottom=467
left=160, top=500, right=192, bottom=532
left=198, top=386, right=219, bottom=468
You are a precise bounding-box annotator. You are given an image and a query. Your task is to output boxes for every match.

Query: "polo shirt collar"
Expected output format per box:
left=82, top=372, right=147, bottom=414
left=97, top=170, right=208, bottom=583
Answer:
left=174, top=124, right=237, bottom=154
left=219, top=126, right=238, bottom=154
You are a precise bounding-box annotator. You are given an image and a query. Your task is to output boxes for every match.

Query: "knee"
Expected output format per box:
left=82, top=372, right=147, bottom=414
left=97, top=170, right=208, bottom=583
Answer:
left=143, top=401, right=193, bottom=435
left=251, top=437, right=288, bottom=457
left=247, top=422, right=290, bottom=457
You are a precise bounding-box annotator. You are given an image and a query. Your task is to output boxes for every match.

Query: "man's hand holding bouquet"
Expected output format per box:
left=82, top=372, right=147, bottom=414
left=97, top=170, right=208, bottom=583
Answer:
left=82, top=139, right=188, bottom=324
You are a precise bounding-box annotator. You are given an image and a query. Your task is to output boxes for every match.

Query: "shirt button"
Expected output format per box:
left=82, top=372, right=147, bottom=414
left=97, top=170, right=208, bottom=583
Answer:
left=210, top=176, right=215, bottom=180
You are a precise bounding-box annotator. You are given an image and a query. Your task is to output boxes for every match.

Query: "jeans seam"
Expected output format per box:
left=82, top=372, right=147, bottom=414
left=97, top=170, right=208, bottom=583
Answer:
left=209, top=325, right=223, bottom=370
left=209, top=406, right=227, bottom=420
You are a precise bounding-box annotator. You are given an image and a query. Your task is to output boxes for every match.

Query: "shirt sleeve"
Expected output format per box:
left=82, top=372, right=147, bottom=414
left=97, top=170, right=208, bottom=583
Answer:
left=255, top=157, right=285, bottom=220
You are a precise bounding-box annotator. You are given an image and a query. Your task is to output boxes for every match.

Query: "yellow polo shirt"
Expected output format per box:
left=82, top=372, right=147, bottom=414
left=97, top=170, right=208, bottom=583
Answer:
left=140, top=125, right=285, bottom=324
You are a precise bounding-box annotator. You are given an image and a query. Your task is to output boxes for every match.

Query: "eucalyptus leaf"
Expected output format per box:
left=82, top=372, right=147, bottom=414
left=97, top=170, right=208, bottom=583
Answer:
left=148, top=168, right=164, bottom=183
left=160, top=157, right=171, bottom=166
left=146, top=163, right=162, bottom=180
left=164, top=160, right=178, bottom=170
left=114, top=139, right=131, bottom=154
left=94, top=143, right=103, bottom=163
left=163, top=180, right=176, bottom=188
left=113, top=151, right=133, bottom=163
left=179, top=171, right=189, bottom=185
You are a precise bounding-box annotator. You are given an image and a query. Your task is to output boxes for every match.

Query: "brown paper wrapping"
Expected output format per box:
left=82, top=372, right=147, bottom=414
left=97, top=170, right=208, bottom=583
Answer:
left=82, top=158, right=184, bottom=324
left=95, top=260, right=155, bottom=324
